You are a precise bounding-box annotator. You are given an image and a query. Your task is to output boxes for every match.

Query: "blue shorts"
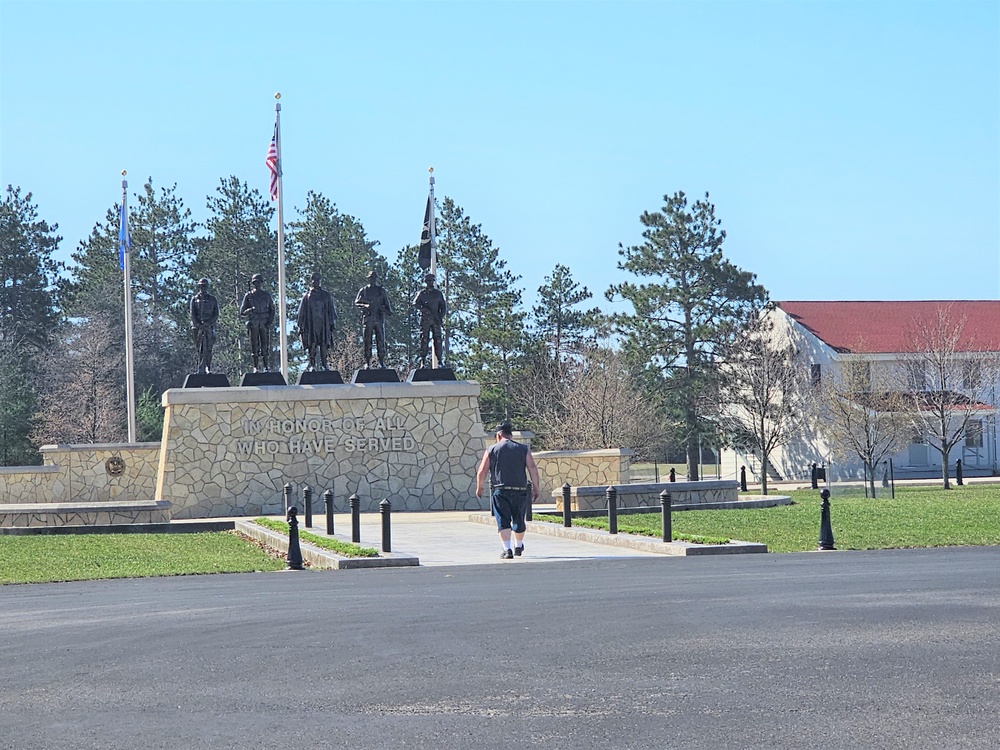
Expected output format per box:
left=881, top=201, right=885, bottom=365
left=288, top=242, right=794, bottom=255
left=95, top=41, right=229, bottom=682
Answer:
left=491, top=488, right=527, bottom=533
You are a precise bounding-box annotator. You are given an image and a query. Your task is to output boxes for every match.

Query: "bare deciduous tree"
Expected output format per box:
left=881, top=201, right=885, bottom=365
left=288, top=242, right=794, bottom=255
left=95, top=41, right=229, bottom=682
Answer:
left=719, top=315, right=806, bottom=495
left=904, top=305, right=999, bottom=490
left=822, top=355, right=908, bottom=498
left=327, top=326, right=367, bottom=377
left=33, top=315, right=126, bottom=444
left=515, top=345, right=671, bottom=460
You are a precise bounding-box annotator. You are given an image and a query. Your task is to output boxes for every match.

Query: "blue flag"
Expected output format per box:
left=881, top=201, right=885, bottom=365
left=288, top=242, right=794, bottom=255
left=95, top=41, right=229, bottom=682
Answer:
left=118, top=195, right=131, bottom=270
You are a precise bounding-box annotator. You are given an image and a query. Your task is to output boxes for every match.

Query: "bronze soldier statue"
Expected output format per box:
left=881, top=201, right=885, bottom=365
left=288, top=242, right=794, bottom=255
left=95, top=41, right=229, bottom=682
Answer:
left=190, top=278, right=220, bottom=374
left=354, top=270, right=394, bottom=369
left=239, top=273, right=276, bottom=372
left=412, top=273, right=447, bottom=368
left=296, top=272, right=337, bottom=371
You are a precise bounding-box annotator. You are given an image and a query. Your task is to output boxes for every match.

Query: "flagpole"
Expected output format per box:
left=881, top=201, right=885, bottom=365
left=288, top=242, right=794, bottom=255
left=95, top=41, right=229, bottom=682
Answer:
left=274, top=93, right=289, bottom=380
left=121, top=171, right=137, bottom=444
left=428, top=168, right=438, bottom=369
left=428, top=167, right=436, bottom=276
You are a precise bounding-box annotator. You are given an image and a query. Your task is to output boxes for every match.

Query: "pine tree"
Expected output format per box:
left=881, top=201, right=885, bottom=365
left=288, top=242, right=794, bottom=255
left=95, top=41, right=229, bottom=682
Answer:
left=386, top=243, right=423, bottom=369
left=0, top=186, right=62, bottom=346
left=128, top=178, right=197, bottom=391
left=533, top=263, right=601, bottom=365
left=0, top=186, right=62, bottom=464
left=608, top=191, right=767, bottom=480
left=436, top=198, right=527, bottom=422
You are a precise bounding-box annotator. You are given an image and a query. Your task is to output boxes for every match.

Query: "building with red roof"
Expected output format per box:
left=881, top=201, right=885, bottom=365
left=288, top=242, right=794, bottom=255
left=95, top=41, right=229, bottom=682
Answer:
left=720, top=301, right=999, bottom=486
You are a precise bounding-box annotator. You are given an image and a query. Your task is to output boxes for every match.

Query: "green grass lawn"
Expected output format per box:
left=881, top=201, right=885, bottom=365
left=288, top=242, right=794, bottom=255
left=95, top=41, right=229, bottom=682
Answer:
left=541, top=484, right=1000, bottom=553
left=252, top=518, right=379, bottom=557
left=0, top=531, right=286, bottom=584
left=2, top=484, right=998, bottom=584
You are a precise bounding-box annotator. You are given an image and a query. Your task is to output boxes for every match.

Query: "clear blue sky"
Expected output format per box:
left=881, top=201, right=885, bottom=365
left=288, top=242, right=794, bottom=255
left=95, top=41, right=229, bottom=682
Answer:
left=2, top=0, right=998, bottom=311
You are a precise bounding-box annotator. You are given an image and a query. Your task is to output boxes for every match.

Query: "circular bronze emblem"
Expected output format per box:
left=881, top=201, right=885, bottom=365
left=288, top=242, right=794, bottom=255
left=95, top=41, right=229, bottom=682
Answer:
left=105, top=456, right=126, bottom=477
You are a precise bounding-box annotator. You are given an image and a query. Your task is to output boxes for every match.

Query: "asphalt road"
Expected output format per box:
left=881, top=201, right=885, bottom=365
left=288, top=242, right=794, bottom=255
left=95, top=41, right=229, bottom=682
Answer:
left=1, top=547, right=998, bottom=750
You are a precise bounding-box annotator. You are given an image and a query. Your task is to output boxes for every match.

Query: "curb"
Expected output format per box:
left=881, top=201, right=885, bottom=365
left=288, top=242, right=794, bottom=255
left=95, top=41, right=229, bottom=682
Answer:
left=467, top=513, right=768, bottom=555
left=235, top=520, right=419, bottom=569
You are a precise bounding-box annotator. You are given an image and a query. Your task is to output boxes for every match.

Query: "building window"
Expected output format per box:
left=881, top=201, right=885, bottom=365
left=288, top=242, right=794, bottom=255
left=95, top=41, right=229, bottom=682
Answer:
left=844, top=360, right=871, bottom=392
left=810, top=364, right=822, bottom=387
left=966, top=420, right=984, bottom=448
left=906, top=361, right=926, bottom=391
left=963, top=360, right=983, bottom=391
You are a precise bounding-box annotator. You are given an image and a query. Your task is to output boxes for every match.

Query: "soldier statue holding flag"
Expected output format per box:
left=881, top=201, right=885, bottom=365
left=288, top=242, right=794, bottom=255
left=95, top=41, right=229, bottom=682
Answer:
left=412, top=273, right=447, bottom=368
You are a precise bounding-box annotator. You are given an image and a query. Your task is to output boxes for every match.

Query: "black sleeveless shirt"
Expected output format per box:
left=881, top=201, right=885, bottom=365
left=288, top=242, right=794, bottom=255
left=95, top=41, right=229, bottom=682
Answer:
left=487, top=439, right=529, bottom=488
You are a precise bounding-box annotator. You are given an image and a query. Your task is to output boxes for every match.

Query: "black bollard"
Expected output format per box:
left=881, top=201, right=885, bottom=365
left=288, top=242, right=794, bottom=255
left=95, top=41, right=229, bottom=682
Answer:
left=562, top=483, right=572, bottom=528
left=669, top=467, right=676, bottom=483
left=740, top=465, right=747, bottom=492
left=525, top=481, right=533, bottom=522
left=286, top=506, right=304, bottom=570
left=323, top=489, right=334, bottom=535
left=660, top=490, right=672, bottom=543
left=379, top=498, right=392, bottom=552
left=810, top=463, right=818, bottom=490
left=349, top=493, right=361, bottom=543
left=956, top=459, right=964, bottom=486
left=303, top=485, right=313, bottom=528
left=818, top=488, right=836, bottom=551
left=283, top=482, right=293, bottom=514
left=607, top=486, right=618, bottom=535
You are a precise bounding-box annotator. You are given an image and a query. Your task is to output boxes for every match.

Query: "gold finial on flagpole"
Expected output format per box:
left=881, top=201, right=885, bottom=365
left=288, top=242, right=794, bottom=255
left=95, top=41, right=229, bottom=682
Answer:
left=428, top=167, right=434, bottom=173
left=121, top=170, right=127, bottom=177
left=275, top=92, right=281, bottom=100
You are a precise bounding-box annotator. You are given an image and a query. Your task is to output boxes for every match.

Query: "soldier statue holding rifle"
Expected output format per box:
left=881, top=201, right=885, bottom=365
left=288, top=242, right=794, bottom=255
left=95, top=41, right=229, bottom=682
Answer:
left=354, top=270, right=394, bottom=369
left=239, top=273, right=275, bottom=373
left=190, top=278, right=220, bottom=374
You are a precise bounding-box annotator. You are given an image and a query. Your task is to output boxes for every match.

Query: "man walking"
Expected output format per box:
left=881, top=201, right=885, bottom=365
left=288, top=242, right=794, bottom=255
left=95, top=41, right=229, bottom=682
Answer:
left=476, top=421, right=541, bottom=559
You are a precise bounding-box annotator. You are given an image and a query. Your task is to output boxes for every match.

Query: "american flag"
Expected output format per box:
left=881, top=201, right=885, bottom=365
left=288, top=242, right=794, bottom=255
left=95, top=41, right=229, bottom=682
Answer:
left=266, top=125, right=279, bottom=201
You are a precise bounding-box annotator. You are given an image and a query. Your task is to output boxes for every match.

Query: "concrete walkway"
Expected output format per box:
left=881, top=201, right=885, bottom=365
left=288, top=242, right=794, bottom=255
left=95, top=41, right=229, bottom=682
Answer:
left=260, top=508, right=667, bottom=567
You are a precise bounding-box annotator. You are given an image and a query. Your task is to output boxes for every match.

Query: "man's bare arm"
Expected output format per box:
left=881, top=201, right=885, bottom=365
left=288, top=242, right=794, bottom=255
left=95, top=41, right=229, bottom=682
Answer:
left=526, top=451, right=541, bottom=500
left=475, top=450, right=490, bottom=498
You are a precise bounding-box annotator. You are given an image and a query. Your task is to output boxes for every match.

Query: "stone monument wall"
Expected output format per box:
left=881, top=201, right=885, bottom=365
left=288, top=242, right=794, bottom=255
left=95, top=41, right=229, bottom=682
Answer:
left=0, top=444, right=160, bottom=505
left=158, top=381, right=487, bottom=518
left=554, top=479, right=739, bottom=511
left=532, top=448, right=633, bottom=500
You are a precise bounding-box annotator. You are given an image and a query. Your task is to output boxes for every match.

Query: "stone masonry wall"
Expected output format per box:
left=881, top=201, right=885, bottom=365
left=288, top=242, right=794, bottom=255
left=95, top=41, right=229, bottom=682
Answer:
left=532, top=449, right=633, bottom=500
left=0, top=444, right=160, bottom=505
left=554, top=480, right=740, bottom=511
left=158, top=381, right=488, bottom=518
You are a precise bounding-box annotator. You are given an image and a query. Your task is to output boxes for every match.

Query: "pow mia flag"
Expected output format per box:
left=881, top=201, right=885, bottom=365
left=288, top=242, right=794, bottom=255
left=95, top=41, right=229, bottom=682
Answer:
left=418, top=193, right=433, bottom=270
